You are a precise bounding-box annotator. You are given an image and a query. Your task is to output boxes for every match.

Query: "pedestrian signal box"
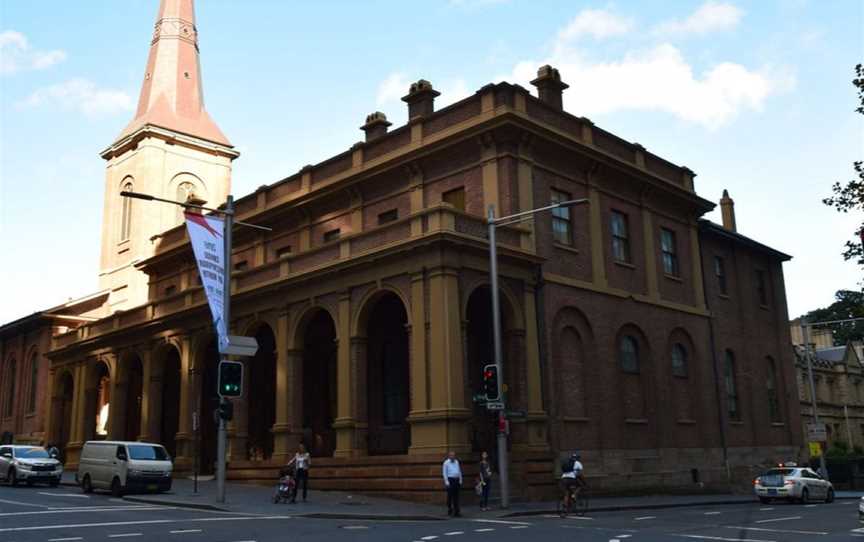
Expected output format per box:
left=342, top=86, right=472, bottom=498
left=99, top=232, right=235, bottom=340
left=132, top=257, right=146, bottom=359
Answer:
left=483, top=364, right=500, bottom=401
left=218, top=360, right=243, bottom=397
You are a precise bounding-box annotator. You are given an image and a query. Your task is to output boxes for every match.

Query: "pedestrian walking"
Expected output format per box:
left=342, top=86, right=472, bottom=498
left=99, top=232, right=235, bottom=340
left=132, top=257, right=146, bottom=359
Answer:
left=286, top=443, right=311, bottom=503
left=442, top=450, right=463, bottom=517
left=478, top=451, right=493, bottom=511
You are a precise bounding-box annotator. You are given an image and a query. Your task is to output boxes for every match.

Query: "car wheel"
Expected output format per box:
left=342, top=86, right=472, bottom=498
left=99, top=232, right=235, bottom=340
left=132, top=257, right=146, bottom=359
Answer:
left=26, top=480, right=34, bottom=487
left=50, top=480, right=60, bottom=488
left=800, top=488, right=810, bottom=504
left=8, top=469, right=17, bottom=487
left=110, top=477, right=123, bottom=497
left=826, top=488, right=835, bottom=503
left=759, top=497, right=771, bottom=504
left=81, top=474, right=93, bottom=493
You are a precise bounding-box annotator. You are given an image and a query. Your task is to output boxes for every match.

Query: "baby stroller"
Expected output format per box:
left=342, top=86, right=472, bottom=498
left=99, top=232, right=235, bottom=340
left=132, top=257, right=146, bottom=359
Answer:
left=273, top=466, right=297, bottom=504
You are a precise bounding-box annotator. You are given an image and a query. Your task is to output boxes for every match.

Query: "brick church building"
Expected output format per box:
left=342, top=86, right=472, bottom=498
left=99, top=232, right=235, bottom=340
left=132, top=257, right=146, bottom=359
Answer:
left=0, top=0, right=803, bottom=500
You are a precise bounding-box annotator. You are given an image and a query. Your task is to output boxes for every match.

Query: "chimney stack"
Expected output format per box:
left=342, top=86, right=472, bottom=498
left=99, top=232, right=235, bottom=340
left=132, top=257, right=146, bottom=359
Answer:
left=361, top=111, right=392, bottom=142
left=530, top=65, right=569, bottom=110
left=720, top=189, right=736, bottom=232
left=402, top=79, right=440, bottom=119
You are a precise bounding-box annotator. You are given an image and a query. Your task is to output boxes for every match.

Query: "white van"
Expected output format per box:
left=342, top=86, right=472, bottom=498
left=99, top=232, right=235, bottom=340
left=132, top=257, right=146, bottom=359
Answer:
left=76, top=441, right=172, bottom=496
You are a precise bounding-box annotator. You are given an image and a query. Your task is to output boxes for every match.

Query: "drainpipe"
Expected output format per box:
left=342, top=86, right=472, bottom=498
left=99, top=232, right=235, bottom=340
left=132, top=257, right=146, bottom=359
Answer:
left=698, top=241, right=731, bottom=483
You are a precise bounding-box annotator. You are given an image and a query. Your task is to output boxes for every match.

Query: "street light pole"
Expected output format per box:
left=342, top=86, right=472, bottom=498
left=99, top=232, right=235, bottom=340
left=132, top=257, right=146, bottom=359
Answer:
left=801, top=320, right=829, bottom=479
left=216, top=195, right=233, bottom=504
left=486, top=198, right=588, bottom=509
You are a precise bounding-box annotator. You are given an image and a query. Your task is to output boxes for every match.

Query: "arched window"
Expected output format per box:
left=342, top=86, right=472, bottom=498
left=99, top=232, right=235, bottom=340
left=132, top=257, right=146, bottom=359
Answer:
left=4, top=359, right=16, bottom=417
left=724, top=350, right=740, bottom=421
left=671, top=343, right=688, bottom=377
left=120, top=179, right=133, bottom=241
left=28, top=353, right=39, bottom=413
left=619, top=335, right=640, bottom=373
left=766, top=357, right=780, bottom=422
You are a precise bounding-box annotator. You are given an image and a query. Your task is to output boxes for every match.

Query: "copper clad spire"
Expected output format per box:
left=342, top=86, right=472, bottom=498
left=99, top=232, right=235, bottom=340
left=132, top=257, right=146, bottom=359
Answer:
left=117, top=0, right=230, bottom=146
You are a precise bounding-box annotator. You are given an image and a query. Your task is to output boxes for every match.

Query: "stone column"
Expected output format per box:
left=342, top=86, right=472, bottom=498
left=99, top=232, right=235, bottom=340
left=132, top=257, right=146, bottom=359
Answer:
left=333, top=293, right=360, bottom=456
left=689, top=223, right=707, bottom=310
left=522, top=286, right=550, bottom=451
left=65, top=363, right=89, bottom=467
left=517, top=133, right=536, bottom=251
left=107, top=355, right=127, bottom=441
left=407, top=272, right=433, bottom=454
left=174, top=336, right=196, bottom=468
left=272, top=310, right=299, bottom=463
left=588, top=183, right=607, bottom=288
left=227, top=358, right=249, bottom=461
left=139, top=349, right=160, bottom=443
left=480, top=133, right=499, bottom=212
left=642, top=207, right=660, bottom=299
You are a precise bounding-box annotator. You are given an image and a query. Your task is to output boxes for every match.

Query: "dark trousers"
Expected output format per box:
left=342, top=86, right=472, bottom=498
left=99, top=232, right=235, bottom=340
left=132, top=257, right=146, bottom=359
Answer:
left=294, top=468, right=308, bottom=501
left=446, top=477, right=461, bottom=515
left=480, top=480, right=491, bottom=508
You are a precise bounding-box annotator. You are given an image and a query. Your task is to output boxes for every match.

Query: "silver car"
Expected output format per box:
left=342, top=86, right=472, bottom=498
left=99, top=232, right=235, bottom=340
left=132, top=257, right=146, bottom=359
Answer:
left=754, top=465, right=834, bottom=504
left=0, top=445, right=63, bottom=487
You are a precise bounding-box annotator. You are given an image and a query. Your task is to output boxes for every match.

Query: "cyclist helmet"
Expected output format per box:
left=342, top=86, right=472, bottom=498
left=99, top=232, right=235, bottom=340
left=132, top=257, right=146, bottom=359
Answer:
left=571, top=451, right=581, bottom=460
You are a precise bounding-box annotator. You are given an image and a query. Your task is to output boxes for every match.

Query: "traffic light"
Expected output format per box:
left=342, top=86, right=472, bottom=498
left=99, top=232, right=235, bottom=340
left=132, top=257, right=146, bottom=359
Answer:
left=483, top=364, right=500, bottom=401
left=218, top=360, right=243, bottom=397
left=217, top=397, right=234, bottom=421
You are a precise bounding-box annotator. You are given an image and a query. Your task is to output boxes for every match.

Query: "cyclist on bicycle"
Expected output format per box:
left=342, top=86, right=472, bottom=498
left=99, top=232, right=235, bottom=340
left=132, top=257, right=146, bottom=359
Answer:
left=560, top=452, right=584, bottom=510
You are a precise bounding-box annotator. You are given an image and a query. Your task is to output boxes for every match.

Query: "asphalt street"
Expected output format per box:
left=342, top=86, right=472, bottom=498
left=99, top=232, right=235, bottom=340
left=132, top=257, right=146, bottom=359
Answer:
left=1, top=483, right=861, bottom=542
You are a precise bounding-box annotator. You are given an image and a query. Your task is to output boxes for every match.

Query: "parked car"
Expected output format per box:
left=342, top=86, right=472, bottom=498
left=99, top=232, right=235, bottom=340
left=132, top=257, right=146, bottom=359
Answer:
left=859, top=496, right=864, bottom=522
left=76, top=441, right=172, bottom=496
left=0, top=445, right=63, bottom=487
left=753, top=463, right=834, bottom=504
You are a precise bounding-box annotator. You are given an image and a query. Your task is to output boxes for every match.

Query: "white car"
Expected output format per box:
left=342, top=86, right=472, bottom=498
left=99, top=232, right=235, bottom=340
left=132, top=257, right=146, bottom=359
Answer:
left=859, top=496, right=863, bottom=522
left=0, top=445, right=63, bottom=487
left=753, top=464, right=834, bottom=504
left=76, top=441, right=172, bottom=496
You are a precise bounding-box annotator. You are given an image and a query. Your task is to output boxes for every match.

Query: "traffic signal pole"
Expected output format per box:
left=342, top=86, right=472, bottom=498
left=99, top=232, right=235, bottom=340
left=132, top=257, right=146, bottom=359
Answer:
left=216, top=195, right=234, bottom=504
left=487, top=205, right=509, bottom=509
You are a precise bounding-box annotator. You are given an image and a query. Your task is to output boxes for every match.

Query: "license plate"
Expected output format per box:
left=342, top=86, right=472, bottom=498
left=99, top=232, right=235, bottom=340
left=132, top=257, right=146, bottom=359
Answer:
left=147, top=484, right=158, bottom=491
left=767, top=489, right=777, bottom=495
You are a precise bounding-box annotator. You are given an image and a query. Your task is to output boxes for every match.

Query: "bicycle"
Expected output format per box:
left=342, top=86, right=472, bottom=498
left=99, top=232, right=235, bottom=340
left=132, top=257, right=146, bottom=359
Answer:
left=557, top=480, right=589, bottom=517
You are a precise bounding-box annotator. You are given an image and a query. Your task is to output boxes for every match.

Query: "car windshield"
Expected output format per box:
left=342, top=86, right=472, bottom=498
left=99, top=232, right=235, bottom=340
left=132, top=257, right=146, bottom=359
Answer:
left=16, top=448, right=50, bottom=459
left=127, top=445, right=168, bottom=461
left=763, top=468, right=794, bottom=476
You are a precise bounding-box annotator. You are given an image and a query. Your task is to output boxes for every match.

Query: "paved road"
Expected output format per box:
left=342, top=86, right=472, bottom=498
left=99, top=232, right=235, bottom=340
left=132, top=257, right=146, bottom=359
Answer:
left=1, top=483, right=861, bottom=542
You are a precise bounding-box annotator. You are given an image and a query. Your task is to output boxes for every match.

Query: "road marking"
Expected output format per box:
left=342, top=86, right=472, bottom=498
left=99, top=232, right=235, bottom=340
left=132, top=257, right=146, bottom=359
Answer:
left=704, top=511, right=722, bottom=515
left=0, top=497, right=52, bottom=508
left=444, top=531, right=464, bottom=535
left=0, top=506, right=173, bottom=517
left=37, top=492, right=90, bottom=498
left=852, top=528, right=864, bottom=533
left=567, top=515, right=593, bottom=520
left=475, top=528, right=495, bottom=532
left=421, top=537, right=438, bottom=540
left=48, top=538, right=83, bottom=541
left=726, top=525, right=828, bottom=535
left=108, top=535, right=143, bottom=538
left=472, top=519, right=531, bottom=526
left=615, top=536, right=632, bottom=539
left=341, top=526, right=369, bottom=530
left=754, top=515, right=801, bottom=524
left=510, top=526, right=529, bottom=529
left=0, top=515, right=294, bottom=533
left=170, top=530, right=203, bottom=534
left=804, top=504, right=817, bottom=508
left=634, top=516, right=656, bottom=520
left=678, top=535, right=776, bottom=542
left=759, top=508, right=774, bottom=511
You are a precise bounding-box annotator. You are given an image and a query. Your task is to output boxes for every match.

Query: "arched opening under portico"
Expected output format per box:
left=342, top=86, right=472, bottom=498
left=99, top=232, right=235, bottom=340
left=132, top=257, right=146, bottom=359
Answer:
left=246, top=324, right=276, bottom=461
left=122, top=355, right=144, bottom=441
left=196, top=338, right=219, bottom=474
left=364, top=292, right=410, bottom=456
left=84, top=362, right=111, bottom=441
left=158, top=345, right=182, bottom=458
left=301, top=309, right=337, bottom=458
left=52, top=370, right=74, bottom=461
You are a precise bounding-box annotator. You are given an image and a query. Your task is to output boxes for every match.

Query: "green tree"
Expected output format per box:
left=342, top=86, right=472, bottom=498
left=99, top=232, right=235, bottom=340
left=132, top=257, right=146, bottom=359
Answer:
left=802, top=289, right=864, bottom=345
left=822, top=64, right=864, bottom=268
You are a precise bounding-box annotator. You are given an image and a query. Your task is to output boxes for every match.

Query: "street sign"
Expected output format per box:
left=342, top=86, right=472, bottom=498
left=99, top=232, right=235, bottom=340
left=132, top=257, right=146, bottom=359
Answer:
left=807, top=422, right=827, bottom=442
left=506, top=410, right=526, bottom=418
left=222, top=335, right=259, bottom=357
left=809, top=441, right=823, bottom=458
left=486, top=401, right=505, bottom=410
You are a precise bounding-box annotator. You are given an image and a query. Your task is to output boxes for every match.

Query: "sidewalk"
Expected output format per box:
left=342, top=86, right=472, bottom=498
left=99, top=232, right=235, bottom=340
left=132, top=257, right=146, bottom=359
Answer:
left=68, top=473, right=860, bottom=520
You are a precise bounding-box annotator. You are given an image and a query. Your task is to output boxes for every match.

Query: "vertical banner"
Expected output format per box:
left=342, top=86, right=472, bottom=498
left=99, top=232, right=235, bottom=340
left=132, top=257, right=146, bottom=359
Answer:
left=185, top=212, right=229, bottom=353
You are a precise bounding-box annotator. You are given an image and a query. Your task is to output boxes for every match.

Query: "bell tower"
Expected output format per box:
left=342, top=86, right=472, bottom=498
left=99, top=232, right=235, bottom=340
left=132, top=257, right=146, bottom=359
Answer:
left=98, top=0, right=238, bottom=312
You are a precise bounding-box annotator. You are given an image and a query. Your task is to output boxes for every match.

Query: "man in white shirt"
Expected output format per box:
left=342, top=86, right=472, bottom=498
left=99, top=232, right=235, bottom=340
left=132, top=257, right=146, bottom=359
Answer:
left=560, top=452, right=584, bottom=509
left=442, top=450, right=463, bottom=517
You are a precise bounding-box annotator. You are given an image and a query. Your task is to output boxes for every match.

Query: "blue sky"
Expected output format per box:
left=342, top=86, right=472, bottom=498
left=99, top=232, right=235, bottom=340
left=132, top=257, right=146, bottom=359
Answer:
left=0, top=0, right=861, bottom=323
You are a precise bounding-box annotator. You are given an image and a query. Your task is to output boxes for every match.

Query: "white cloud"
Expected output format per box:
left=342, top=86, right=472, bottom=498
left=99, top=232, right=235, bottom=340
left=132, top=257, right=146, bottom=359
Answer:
left=653, top=1, right=743, bottom=37
left=503, top=44, right=794, bottom=129
left=16, top=78, right=134, bottom=116
left=0, top=30, right=67, bottom=75
left=376, top=72, right=409, bottom=106
left=557, top=9, right=634, bottom=42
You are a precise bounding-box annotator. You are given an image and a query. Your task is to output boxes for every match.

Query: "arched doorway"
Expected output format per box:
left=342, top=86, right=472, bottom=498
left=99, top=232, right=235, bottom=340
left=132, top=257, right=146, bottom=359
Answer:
left=465, top=286, right=515, bottom=454
left=123, top=355, right=144, bottom=441
left=365, top=292, right=410, bottom=456
left=159, top=347, right=182, bottom=458
left=84, top=362, right=111, bottom=441
left=196, top=339, right=219, bottom=474
left=247, top=324, right=276, bottom=461
left=54, top=371, right=74, bottom=461
left=302, top=310, right=337, bottom=457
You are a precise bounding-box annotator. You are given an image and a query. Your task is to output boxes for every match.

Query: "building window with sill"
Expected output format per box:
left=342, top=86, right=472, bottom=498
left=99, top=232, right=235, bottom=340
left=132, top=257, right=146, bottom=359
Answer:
left=276, top=246, right=292, bottom=258
left=611, top=211, right=631, bottom=263
left=442, top=187, right=465, bottom=212
left=661, top=228, right=679, bottom=277
left=120, top=180, right=134, bottom=242
left=378, top=209, right=398, bottom=225
left=619, top=335, right=640, bottom=374
left=714, top=256, right=727, bottom=295
left=324, top=228, right=341, bottom=243
left=756, top=269, right=768, bottom=306
left=551, top=189, right=573, bottom=245
left=724, top=350, right=740, bottom=421
left=671, top=343, right=688, bottom=378
left=234, top=260, right=249, bottom=272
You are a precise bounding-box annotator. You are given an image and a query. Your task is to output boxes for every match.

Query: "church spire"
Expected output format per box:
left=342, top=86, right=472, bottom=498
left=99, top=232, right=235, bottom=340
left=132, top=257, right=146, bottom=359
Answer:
left=117, top=0, right=231, bottom=146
